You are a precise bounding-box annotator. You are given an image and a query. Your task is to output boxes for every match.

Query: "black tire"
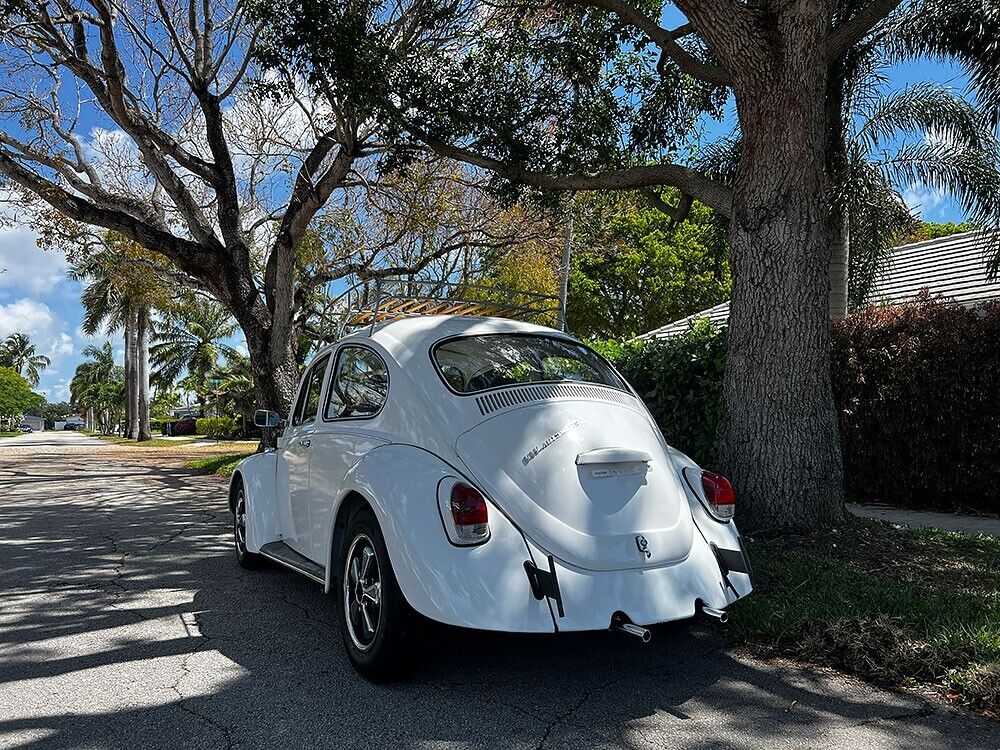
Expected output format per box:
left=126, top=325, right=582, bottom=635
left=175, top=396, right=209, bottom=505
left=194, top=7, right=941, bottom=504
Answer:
left=338, top=507, right=413, bottom=681
left=233, top=486, right=264, bottom=570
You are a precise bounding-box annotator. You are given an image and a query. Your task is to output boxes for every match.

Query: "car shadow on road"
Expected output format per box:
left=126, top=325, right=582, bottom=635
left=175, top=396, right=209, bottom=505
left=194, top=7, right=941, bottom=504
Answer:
left=0, top=452, right=992, bottom=749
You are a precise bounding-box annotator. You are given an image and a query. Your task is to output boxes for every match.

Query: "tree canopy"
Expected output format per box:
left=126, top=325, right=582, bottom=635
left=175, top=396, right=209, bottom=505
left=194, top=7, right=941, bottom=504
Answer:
left=0, top=367, right=44, bottom=424
left=568, top=192, right=729, bottom=338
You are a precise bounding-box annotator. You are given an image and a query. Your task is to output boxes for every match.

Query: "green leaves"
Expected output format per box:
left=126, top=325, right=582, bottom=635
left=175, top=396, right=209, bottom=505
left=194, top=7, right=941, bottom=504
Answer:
left=568, top=190, right=729, bottom=338
left=0, top=366, right=44, bottom=420
left=150, top=297, right=240, bottom=391
left=0, top=332, right=50, bottom=387
left=596, top=319, right=727, bottom=466
left=890, top=0, right=1000, bottom=127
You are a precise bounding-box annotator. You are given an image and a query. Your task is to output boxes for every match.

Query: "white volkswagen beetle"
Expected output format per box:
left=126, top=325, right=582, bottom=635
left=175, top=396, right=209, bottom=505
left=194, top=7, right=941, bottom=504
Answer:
left=231, top=314, right=753, bottom=680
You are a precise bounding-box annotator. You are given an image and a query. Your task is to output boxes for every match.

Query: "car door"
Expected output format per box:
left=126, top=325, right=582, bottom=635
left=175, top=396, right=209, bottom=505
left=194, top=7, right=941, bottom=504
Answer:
left=308, top=345, right=392, bottom=561
left=280, top=354, right=330, bottom=559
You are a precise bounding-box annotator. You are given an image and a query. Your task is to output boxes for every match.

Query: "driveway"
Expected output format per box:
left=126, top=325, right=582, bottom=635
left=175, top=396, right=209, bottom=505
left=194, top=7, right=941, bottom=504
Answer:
left=1, top=431, right=995, bottom=749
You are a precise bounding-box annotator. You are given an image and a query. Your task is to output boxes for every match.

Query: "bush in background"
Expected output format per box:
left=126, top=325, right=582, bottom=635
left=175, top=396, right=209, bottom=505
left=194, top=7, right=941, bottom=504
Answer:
left=593, top=319, right=726, bottom=467
left=196, top=416, right=237, bottom=439
left=598, top=297, right=1000, bottom=514
left=167, top=417, right=197, bottom=436
left=832, top=296, right=1000, bottom=513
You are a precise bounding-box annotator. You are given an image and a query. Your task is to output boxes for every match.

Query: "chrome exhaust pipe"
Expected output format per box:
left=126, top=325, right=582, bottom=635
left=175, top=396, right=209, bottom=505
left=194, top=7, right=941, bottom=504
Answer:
left=700, top=605, right=729, bottom=623
left=612, top=621, right=652, bottom=643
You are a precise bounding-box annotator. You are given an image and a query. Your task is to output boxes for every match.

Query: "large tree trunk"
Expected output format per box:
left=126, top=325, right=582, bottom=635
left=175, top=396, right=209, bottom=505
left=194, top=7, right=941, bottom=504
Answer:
left=716, top=2, right=846, bottom=532
left=136, top=307, right=152, bottom=441
left=229, top=291, right=301, bottom=451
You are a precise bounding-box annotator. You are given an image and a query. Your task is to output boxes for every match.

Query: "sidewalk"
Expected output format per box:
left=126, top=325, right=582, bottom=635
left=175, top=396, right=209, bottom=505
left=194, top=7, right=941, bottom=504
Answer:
left=848, top=503, right=1000, bottom=536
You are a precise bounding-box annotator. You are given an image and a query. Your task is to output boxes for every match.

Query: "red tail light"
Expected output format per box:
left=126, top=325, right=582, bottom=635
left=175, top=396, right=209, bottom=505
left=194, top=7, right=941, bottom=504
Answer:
left=450, top=483, right=489, bottom=525
left=446, top=482, right=490, bottom=543
left=701, top=471, right=735, bottom=520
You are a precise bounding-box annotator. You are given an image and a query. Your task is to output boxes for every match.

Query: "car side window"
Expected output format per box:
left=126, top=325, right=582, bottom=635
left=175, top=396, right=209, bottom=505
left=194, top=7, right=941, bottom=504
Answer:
left=325, top=346, right=388, bottom=420
left=292, top=355, right=329, bottom=427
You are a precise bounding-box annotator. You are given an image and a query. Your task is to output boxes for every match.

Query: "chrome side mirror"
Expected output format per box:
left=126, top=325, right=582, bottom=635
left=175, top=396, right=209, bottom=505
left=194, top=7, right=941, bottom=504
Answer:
left=254, top=409, right=283, bottom=429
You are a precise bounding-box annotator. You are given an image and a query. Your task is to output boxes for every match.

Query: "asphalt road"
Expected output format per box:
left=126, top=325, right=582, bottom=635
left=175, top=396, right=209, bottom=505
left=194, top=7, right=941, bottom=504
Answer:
left=1, top=431, right=996, bottom=750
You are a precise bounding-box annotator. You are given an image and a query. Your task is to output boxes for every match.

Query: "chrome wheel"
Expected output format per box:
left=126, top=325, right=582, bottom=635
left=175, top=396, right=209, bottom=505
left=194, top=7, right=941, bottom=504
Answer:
left=234, top=493, right=248, bottom=555
left=344, top=534, right=382, bottom=652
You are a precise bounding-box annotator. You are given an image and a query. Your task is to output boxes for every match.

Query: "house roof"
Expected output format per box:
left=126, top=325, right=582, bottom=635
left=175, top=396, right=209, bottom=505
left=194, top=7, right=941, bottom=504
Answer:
left=635, top=301, right=732, bottom=341
left=637, top=230, right=1000, bottom=341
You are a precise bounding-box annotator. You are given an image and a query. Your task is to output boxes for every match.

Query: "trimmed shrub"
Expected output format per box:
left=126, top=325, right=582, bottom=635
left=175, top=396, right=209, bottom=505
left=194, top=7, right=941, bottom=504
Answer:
left=600, top=297, right=1000, bottom=514
left=832, top=297, right=1000, bottom=513
left=169, top=417, right=197, bottom=436
left=594, top=319, right=726, bottom=467
left=196, top=416, right=237, bottom=439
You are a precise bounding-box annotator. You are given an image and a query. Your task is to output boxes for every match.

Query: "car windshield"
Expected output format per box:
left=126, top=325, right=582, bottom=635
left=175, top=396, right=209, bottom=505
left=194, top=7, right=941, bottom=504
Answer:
left=433, top=334, right=626, bottom=394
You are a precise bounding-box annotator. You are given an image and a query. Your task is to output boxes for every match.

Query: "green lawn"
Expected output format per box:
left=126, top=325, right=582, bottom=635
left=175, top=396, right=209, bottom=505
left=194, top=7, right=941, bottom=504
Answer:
left=731, top=519, right=999, bottom=714
left=94, top=434, right=198, bottom=447
left=185, top=452, right=255, bottom=477
left=0, top=431, right=23, bottom=438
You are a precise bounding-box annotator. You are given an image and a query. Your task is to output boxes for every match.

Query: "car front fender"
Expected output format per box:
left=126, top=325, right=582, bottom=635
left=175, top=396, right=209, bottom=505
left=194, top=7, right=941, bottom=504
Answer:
left=230, top=451, right=278, bottom=554
left=330, top=443, right=555, bottom=633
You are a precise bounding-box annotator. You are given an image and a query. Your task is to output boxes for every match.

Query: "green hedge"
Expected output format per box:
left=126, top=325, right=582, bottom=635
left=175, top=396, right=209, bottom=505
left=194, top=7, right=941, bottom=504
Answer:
left=832, top=297, right=1000, bottom=513
left=195, top=416, right=238, bottom=439
left=594, top=318, right=726, bottom=467
left=599, top=298, right=1000, bottom=514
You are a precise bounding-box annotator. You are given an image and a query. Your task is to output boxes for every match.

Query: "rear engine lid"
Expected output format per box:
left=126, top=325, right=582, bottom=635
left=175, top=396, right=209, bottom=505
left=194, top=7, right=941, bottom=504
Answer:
left=455, top=398, right=694, bottom=571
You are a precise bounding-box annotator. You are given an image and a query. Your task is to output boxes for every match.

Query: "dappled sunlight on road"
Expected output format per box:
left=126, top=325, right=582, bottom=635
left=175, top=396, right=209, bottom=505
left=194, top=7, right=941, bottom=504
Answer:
left=0, top=432, right=996, bottom=749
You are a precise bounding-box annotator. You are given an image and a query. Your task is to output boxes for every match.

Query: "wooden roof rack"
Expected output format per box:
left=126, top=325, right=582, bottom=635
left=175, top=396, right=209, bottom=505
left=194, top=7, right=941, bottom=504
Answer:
left=318, top=277, right=561, bottom=340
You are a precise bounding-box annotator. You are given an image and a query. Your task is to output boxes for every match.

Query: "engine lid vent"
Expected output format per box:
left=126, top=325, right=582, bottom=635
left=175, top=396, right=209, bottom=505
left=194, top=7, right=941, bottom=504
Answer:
left=474, top=383, right=637, bottom=416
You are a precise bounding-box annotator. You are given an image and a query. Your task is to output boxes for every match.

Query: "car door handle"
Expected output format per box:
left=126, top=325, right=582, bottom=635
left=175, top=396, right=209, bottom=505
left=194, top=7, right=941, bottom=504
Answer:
left=299, top=438, right=311, bottom=448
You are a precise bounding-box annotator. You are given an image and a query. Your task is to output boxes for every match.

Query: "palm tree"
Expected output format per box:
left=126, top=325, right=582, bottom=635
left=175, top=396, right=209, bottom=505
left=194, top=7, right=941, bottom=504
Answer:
left=70, top=342, right=119, bottom=433
left=151, top=296, right=240, bottom=415
left=824, top=15, right=1000, bottom=311
left=0, top=333, right=50, bottom=387
left=207, top=352, right=256, bottom=435
left=69, top=235, right=172, bottom=440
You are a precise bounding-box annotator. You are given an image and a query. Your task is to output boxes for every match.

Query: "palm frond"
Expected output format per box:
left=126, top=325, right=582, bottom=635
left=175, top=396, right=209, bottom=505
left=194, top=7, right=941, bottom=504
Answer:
left=889, top=0, right=1000, bottom=126
left=855, top=82, right=991, bottom=152
left=694, top=133, right=742, bottom=187
left=836, top=156, right=919, bottom=305
left=878, top=138, right=1000, bottom=223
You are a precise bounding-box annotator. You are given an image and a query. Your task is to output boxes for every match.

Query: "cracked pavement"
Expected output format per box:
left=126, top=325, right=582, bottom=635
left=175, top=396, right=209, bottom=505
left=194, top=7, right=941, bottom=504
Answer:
left=1, top=431, right=997, bottom=749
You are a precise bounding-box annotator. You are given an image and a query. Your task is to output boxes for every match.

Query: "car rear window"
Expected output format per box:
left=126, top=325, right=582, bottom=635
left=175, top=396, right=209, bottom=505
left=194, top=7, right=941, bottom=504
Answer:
left=432, top=334, right=626, bottom=394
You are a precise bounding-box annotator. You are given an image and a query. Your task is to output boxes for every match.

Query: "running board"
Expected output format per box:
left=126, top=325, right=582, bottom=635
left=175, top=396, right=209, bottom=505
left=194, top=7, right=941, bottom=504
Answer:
left=259, top=541, right=325, bottom=584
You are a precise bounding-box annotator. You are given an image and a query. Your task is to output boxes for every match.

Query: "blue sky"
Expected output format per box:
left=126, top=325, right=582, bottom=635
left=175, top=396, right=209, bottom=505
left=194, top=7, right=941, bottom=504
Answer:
left=0, top=56, right=977, bottom=405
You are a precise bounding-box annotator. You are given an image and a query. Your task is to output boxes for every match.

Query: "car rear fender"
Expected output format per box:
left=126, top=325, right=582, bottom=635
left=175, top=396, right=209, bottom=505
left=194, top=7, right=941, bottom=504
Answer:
left=328, top=443, right=556, bottom=633
left=666, top=446, right=753, bottom=600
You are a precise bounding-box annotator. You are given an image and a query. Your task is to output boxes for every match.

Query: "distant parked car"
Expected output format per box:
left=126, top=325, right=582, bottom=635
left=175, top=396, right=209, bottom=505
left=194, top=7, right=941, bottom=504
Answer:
left=18, top=424, right=33, bottom=433
left=63, top=423, right=78, bottom=431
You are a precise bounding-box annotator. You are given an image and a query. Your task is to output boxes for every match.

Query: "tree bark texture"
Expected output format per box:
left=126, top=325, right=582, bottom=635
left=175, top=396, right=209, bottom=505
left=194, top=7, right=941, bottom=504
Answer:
left=136, top=307, right=152, bottom=442
left=715, top=0, right=846, bottom=532
left=123, top=313, right=137, bottom=439
left=828, top=207, right=850, bottom=318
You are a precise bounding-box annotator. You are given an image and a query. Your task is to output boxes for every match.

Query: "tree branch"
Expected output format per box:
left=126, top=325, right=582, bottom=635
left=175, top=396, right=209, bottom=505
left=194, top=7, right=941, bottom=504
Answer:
left=827, top=0, right=903, bottom=59
left=414, top=130, right=733, bottom=217
left=562, top=0, right=729, bottom=86
left=0, top=149, right=220, bottom=289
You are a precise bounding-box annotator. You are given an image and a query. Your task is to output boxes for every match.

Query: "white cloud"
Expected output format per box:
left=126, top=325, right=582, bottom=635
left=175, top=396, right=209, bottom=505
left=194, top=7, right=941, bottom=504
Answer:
left=42, top=378, right=71, bottom=403
left=0, top=298, right=58, bottom=338
left=902, top=183, right=946, bottom=219
left=0, top=223, right=67, bottom=295
left=0, top=298, right=76, bottom=377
